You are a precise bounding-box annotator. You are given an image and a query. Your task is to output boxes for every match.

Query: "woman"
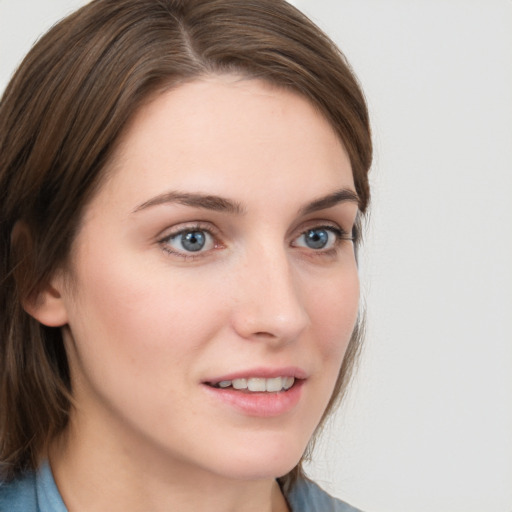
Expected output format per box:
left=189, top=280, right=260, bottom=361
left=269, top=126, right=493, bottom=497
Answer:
left=0, top=0, right=372, bottom=510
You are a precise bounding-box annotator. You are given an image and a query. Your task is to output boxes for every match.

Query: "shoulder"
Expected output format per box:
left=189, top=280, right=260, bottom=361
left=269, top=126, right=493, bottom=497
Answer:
left=286, top=477, right=363, bottom=512
left=0, top=470, right=38, bottom=512
left=0, top=461, right=67, bottom=512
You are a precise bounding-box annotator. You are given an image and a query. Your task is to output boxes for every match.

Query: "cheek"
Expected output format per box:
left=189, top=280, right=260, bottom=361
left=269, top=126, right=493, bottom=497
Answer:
left=307, top=266, right=360, bottom=363
left=63, top=250, right=228, bottom=388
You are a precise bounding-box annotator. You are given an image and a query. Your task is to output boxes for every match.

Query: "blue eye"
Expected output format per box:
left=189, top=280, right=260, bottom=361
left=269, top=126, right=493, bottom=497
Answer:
left=294, top=227, right=342, bottom=250
left=304, top=229, right=329, bottom=249
left=166, top=229, right=214, bottom=253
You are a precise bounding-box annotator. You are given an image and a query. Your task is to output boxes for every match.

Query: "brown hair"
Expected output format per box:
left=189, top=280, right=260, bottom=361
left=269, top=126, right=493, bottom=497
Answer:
left=0, top=0, right=371, bottom=487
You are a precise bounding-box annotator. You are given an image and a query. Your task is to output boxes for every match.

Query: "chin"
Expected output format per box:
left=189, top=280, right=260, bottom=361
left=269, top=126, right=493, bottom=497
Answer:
left=207, top=433, right=308, bottom=481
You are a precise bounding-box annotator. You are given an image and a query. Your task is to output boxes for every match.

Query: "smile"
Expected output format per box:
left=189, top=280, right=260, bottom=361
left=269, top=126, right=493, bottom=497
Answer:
left=210, top=377, right=295, bottom=392
left=203, top=376, right=304, bottom=417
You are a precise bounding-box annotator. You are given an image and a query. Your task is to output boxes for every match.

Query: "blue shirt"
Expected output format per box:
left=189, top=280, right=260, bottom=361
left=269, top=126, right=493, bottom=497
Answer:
left=0, top=461, right=362, bottom=511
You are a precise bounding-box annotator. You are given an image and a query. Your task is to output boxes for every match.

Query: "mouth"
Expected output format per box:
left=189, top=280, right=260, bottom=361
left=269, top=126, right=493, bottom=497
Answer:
left=202, top=367, right=306, bottom=416
left=202, top=372, right=305, bottom=417
left=206, top=376, right=296, bottom=393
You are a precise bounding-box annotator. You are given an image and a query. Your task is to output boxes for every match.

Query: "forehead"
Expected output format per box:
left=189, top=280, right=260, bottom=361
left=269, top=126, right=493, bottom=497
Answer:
left=92, top=76, right=354, bottom=215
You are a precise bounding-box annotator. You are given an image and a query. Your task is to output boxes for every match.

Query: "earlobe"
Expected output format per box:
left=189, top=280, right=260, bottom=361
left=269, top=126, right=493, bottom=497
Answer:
left=23, top=277, right=69, bottom=327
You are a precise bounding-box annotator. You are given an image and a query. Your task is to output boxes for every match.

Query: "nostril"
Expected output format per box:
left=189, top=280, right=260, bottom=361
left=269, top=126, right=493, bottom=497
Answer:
left=253, top=331, right=276, bottom=338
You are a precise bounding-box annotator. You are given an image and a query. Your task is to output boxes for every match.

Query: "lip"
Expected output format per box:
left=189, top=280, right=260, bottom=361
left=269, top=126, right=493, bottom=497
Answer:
left=203, top=366, right=308, bottom=384
left=202, top=366, right=307, bottom=417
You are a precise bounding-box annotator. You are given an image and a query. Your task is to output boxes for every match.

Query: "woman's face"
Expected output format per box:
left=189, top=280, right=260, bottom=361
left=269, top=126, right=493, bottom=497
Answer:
left=55, top=76, right=360, bottom=481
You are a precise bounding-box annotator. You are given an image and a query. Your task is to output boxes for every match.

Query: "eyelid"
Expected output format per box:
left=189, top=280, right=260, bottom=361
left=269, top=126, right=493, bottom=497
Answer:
left=293, top=219, right=352, bottom=240
left=157, top=221, right=219, bottom=239
left=157, top=222, right=223, bottom=259
left=293, top=225, right=351, bottom=243
left=290, top=222, right=354, bottom=257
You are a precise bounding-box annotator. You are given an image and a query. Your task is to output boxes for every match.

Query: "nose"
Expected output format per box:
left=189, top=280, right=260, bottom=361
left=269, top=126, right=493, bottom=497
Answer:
left=230, top=245, right=310, bottom=344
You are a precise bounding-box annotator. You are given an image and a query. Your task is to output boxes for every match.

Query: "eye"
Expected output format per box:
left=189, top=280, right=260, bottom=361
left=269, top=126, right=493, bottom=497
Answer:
left=163, top=228, right=215, bottom=255
left=292, top=226, right=347, bottom=251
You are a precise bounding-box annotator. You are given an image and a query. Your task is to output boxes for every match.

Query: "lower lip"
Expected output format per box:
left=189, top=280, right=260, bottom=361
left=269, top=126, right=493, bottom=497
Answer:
left=202, top=380, right=304, bottom=417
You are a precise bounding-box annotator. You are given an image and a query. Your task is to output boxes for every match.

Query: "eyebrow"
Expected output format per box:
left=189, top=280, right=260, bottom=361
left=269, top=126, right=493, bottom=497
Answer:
left=132, top=191, right=246, bottom=215
left=132, top=187, right=359, bottom=216
left=298, top=188, right=360, bottom=215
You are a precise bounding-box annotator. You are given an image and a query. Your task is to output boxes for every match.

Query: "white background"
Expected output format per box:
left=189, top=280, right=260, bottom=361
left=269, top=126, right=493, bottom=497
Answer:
left=1, top=1, right=511, bottom=511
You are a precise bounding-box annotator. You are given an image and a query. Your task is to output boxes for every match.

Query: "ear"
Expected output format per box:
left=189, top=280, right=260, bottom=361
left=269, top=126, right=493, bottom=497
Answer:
left=23, top=276, right=70, bottom=328
left=11, top=221, right=69, bottom=327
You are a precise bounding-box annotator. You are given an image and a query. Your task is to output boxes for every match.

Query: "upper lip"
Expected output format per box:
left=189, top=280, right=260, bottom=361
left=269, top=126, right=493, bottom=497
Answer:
left=203, top=366, right=308, bottom=385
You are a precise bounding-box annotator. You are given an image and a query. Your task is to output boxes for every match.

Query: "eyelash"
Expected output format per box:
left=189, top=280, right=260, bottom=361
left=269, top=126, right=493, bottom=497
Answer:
left=293, top=224, right=353, bottom=257
left=158, top=223, right=354, bottom=260
left=158, top=223, right=220, bottom=261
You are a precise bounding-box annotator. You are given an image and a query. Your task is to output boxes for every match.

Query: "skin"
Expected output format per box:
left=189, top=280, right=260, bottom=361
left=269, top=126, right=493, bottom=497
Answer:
left=32, top=75, right=360, bottom=512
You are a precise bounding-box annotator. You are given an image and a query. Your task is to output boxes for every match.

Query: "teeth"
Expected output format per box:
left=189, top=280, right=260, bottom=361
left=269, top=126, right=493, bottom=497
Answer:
left=232, top=378, right=247, bottom=390
left=247, top=378, right=266, bottom=392
left=265, top=377, right=283, bottom=392
left=215, top=377, right=295, bottom=392
left=283, top=377, right=294, bottom=390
